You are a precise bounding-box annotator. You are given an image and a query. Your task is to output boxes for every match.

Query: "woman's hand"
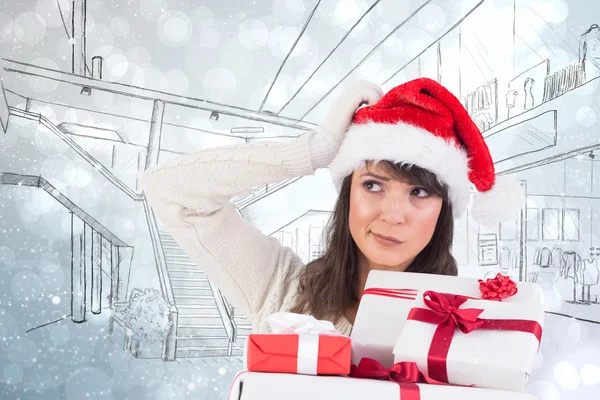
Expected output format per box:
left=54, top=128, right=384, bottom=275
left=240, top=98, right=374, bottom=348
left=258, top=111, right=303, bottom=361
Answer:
left=317, top=80, right=383, bottom=160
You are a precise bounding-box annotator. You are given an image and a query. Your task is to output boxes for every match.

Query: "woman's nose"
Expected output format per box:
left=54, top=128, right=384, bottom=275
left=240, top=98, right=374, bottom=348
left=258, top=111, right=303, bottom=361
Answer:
left=380, top=195, right=407, bottom=224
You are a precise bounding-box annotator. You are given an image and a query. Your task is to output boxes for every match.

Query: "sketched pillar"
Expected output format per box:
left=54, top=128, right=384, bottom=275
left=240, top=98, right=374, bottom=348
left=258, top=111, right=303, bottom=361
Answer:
left=92, top=56, right=103, bottom=79
left=91, top=231, right=102, bottom=314
left=518, top=181, right=527, bottom=282
left=71, top=213, right=87, bottom=322
left=145, top=100, right=165, bottom=169
left=72, top=0, right=88, bottom=75
left=110, top=245, right=133, bottom=304
left=0, top=71, right=9, bottom=132
left=110, top=245, right=119, bottom=306
left=84, top=223, right=94, bottom=313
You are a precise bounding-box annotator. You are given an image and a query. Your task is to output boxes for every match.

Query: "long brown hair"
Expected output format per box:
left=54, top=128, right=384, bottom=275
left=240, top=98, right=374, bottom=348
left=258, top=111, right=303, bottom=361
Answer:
left=289, top=161, right=458, bottom=323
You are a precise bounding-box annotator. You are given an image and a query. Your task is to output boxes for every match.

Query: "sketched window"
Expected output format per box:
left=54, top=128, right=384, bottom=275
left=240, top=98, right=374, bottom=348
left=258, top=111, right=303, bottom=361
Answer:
left=542, top=208, right=560, bottom=241
left=526, top=208, right=539, bottom=241
left=499, top=218, right=518, bottom=241
left=273, top=231, right=294, bottom=248
left=562, top=209, right=580, bottom=242
left=308, top=226, right=324, bottom=261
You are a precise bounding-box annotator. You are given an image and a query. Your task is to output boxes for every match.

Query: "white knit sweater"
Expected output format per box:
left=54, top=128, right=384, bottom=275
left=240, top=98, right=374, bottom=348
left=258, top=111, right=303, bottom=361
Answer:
left=142, top=129, right=353, bottom=336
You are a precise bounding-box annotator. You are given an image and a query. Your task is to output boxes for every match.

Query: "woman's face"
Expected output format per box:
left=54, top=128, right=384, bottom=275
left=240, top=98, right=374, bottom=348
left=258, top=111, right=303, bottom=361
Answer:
left=348, top=163, right=444, bottom=271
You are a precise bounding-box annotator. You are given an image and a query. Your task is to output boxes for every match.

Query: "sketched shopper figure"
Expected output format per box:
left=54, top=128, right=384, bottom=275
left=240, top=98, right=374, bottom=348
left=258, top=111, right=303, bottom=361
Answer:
left=142, top=78, right=524, bottom=335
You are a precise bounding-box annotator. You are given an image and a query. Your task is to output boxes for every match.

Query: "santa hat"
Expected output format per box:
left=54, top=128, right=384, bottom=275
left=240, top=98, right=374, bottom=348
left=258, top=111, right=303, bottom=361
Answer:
left=329, top=77, right=524, bottom=226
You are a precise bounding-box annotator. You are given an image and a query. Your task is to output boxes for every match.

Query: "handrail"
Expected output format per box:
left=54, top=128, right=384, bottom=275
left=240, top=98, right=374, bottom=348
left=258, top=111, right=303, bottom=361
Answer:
left=0, top=172, right=128, bottom=248
left=207, top=279, right=237, bottom=343
left=5, top=108, right=177, bottom=359
left=232, top=177, right=302, bottom=210
left=142, top=199, right=176, bottom=307
left=220, top=292, right=239, bottom=342
left=9, top=107, right=143, bottom=201
left=2, top=57, right=317, bottom=131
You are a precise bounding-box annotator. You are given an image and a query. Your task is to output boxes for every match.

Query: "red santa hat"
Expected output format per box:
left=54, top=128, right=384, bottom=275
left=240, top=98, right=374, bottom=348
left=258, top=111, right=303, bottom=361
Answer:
left=329, top=77, right=524, bottom=226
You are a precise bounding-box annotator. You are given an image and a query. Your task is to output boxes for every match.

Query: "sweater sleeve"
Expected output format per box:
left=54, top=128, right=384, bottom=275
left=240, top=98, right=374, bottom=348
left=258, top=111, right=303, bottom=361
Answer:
left=141, top=129, right=337, bottom=323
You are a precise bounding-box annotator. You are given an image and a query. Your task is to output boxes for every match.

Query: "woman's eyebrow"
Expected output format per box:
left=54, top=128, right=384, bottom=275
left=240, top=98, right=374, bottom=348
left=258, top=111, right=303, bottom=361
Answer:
left=359, top=172, right=390, bottom=181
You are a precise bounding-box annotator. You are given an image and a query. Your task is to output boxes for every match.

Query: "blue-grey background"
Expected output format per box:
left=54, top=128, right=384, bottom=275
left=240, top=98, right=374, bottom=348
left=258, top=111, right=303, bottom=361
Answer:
left=1, top=0, right=599, bottom=399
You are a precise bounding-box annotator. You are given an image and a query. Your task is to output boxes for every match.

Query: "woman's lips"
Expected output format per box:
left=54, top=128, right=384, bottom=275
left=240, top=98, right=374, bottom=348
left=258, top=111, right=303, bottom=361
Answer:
left=372, top=232, right=404, bottom=246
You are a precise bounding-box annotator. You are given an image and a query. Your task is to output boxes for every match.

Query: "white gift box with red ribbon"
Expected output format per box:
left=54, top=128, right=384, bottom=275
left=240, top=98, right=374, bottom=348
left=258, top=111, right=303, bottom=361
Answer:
left=350, top=271, right=544, bottom=392
left=228, top=371, right=540, bottom=400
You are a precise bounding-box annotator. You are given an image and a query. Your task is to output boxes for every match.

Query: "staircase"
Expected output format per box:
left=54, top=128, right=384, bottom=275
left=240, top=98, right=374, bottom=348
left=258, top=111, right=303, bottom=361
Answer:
left=159, top=231, right=253, bottom=358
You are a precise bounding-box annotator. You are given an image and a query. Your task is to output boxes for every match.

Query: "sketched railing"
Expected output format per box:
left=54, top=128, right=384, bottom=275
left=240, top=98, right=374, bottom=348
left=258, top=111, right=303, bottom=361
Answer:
left=7, top=106, right=178, bottom=361
left=208, top=280, right=238, bottom=355
left=232, top=177, right=302, bottom=210
left=0, top=171, right=130, bottom=316
left=142, top=199, right=178, bottom=360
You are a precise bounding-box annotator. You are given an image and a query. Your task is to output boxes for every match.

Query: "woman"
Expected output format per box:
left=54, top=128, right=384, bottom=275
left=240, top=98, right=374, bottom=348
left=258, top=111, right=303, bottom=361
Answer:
left=142, top=78, right=523, bottom=336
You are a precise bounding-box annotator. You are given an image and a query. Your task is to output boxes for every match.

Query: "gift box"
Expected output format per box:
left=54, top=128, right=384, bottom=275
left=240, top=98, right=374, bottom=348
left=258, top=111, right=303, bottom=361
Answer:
left=245, top=312, right=352, bottom=375
left=246, top=334, right=351, bottom=375
left=351, top=271, right=544, bottom=391
left=228, top=371, right=540, bottom=400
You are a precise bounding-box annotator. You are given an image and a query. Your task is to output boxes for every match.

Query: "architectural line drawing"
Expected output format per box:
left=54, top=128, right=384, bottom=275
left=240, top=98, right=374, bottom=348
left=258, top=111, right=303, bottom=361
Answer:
left=232, top=177, right=302, bottom=210
left=8, top=87, right=295, bottom=145
left=542, top=61, right=586, bottom=102
left=546, top=310, right=600, bottom=325
left=525, top=5, right=580, bottom=55
left=25, top=314, right=71, bottom=334
left=0, top=79, right=9, bottom=133
left=274, top=0, right=384, bottom=115
left=0, top=172, right=128, bottom=247
left=259, top=0, right=322, bottom=112
left=461, top=37, right=492, bottom=82
left=579, top=24, right=600, bottom=70
left=2, top=58, right=316, bottom=130
left=469, top=34, right=493, bottom=75
left=0, top=172, right=132, bottom=325
left=297, top=0, right=441, bottom=120
left=8, top=107, right=143, bottom=199
left=463, top=78, right=498, bottom=130
left=507, top=59, right=549, bottom=118
left=269, top=209, right=333, bottom=237
left=270, top=210, right=331, bottom=264
left=380, top=0, right=486, bottom=87
left=484, top=109, right=557, bottom=164
left=2, top=40, right=290, bottom=362
left=2, top=2, right=600, bottom=399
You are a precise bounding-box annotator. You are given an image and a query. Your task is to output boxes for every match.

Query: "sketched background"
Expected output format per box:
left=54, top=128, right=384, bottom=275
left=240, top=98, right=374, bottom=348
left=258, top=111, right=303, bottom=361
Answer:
left=1, top=0, right=599, bottom=399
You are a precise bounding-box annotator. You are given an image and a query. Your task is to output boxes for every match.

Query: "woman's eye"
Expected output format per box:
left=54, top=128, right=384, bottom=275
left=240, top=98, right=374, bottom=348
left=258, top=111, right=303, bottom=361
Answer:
left=363, top=180, right=382, bottom=192
left=412, top=187, right=430, bottom=197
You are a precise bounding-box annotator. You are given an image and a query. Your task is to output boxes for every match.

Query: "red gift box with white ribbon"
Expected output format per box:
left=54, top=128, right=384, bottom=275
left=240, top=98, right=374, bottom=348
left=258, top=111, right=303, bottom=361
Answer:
left=244, top=312, right=352, bottom=376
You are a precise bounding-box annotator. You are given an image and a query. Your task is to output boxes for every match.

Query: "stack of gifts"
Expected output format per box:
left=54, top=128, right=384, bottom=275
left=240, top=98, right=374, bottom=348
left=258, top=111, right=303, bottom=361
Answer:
left=228, top=271, right=545, bottom=399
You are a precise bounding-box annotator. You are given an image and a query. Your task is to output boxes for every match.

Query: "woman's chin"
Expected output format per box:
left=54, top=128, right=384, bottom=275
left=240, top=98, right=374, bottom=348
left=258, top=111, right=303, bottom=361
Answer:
left=367, top=257, right=409, bottom=271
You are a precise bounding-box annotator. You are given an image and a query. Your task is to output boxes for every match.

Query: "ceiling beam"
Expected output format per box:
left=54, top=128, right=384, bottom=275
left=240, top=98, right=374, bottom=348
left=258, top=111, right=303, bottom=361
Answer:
left=1, top=58, right=317, bottom=131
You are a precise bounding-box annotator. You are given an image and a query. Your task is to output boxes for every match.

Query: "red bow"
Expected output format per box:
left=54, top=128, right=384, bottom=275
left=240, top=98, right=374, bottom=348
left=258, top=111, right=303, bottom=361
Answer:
left=407, top=290, right=543, bottom=383
left=420, top=291, right=485, bottom=333
left=349, top=358, right=447, bottom=400
left=350, top=357, right=445, bottom=385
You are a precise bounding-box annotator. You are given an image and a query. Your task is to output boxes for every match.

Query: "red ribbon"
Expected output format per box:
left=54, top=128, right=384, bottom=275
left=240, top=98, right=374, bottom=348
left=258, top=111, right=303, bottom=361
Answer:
left=362, top=288, right=419, bottom=300
left=408, top=290, right=543, bottom=383
left=349, top=358, right=447, bottom=400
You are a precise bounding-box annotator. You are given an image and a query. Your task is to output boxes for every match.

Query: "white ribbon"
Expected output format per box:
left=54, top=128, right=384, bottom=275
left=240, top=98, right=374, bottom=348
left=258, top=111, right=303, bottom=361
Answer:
left=265, top=312, right=344, bottom=375
left=297, top=334, right=320, bottom=375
